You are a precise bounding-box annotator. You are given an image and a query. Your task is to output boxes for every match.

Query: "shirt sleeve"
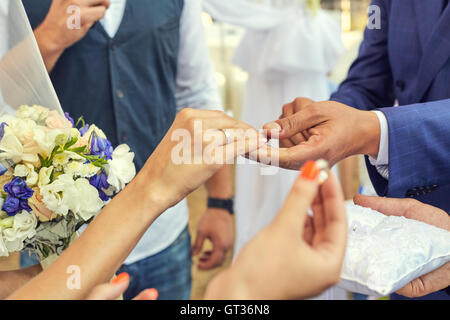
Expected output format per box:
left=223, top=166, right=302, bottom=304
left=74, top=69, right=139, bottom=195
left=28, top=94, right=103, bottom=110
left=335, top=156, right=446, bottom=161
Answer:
left=175, top=0, right=223, bottom=112
left=368, top=110, right=389, bottom=179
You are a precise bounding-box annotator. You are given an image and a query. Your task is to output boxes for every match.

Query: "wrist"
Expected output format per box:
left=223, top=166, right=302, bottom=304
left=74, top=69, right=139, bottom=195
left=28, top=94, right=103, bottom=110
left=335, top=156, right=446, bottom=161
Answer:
left=207, top=197, right=234, bottom=214
left=34, top=24, right=66, bottom=59
left=126, top=174, right=169, bottom=222
left=357, top=111, right=381, bottom=158
left=205, top=269, right=252, bottom=300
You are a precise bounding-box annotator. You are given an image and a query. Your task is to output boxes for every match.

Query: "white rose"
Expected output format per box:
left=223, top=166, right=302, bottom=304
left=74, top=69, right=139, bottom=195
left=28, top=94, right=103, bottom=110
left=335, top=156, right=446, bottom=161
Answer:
left=2, top=211, right=37, bottom=252
left=14, top=164, right=38, bottom=187
left=105, top=144, right=136, bottom=191
left=41, top=174, right=103, bottom=220
left=40, top=174, right=75, bottom=216
left=73, top=178, right=104, bottom=221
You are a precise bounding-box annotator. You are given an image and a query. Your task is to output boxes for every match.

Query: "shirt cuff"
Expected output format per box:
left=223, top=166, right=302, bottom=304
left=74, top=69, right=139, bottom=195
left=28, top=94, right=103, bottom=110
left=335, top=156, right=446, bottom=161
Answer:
left=368, top=110, right=389, bottom=166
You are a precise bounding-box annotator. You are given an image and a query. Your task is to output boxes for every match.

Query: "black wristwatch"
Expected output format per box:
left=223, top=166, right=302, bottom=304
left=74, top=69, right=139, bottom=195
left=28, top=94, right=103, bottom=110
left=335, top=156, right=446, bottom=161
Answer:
left=207, top=197, right=234, bottom=215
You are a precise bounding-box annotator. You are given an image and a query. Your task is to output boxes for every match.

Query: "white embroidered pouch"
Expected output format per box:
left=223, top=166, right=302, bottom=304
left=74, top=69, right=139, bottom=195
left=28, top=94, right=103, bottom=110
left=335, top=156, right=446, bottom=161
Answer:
left=339, top=203, right=450, bottom=297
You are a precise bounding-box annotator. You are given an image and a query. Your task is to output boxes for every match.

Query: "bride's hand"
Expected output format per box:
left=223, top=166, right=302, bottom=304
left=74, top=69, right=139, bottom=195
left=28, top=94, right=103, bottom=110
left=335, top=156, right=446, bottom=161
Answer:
left=205, top=161, right=347, bottom=300
left=136, top=108, right=266, bottom=211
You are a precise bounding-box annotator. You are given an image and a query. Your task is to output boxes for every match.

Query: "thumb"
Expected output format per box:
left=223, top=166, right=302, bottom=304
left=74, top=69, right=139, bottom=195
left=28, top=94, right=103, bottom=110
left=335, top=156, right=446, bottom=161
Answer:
left=276, top=161, right=320, bottom=231
left=86, top=281, right=129, bottom=300
left=133, top=288, right=159, bottom=300
left=353, top=194, right=410, bottom=217
left=264, top=110, right=318, bottom=139
left=192, top=232, right=206, bottom=256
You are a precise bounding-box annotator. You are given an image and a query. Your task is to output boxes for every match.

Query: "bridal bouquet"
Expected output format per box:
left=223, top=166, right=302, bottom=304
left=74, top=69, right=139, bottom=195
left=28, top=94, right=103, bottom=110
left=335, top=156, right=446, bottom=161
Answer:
left=0, top=105, right=136, bottom=260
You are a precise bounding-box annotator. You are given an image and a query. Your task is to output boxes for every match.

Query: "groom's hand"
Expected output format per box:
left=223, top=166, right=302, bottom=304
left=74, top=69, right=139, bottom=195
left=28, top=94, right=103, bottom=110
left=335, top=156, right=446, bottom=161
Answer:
left=354, top=195, right=450, bottom=298
left=262, top=100, right=381, bottom=170
left=193, top=208, right=234, bottom=270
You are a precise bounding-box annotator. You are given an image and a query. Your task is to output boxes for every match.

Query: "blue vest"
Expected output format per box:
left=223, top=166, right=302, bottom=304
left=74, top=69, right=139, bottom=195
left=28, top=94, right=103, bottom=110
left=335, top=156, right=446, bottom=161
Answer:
left=22, top=0, right=184, bottom=171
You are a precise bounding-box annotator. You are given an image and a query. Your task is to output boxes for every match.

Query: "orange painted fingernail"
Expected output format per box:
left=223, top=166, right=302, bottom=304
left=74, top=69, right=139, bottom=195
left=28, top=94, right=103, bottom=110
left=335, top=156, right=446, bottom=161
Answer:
left=300, top=161, right=320, bottom=181
left=112, top=272, right=130, bottom=285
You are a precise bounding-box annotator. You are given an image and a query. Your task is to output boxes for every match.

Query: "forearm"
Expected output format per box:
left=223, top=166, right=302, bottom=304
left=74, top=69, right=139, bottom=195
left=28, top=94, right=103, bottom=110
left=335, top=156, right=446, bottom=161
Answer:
left=0, top=265, right=42, bottom=300
left=380, top=100, right=450, bottom=197
left=8, top=175, right=164, bottom=300
left=34, top=25, right=65, bottom=73
left=205, top=165, right=233, bottom=199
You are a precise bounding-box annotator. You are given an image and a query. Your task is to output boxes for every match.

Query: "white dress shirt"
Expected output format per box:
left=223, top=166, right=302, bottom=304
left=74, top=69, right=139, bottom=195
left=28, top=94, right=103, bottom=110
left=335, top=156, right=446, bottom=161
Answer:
left=369, top=111, right=389, bottom=180
left=100, top=0, right=223, bottom=264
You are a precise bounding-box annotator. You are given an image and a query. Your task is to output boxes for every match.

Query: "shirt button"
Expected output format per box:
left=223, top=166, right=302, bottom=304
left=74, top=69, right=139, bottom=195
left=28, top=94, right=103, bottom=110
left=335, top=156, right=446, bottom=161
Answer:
left=111, top=43, right=117, bottom=51
left=121, top=133, right=128, bottom=142
left=116, top=89, right=124, bottom=99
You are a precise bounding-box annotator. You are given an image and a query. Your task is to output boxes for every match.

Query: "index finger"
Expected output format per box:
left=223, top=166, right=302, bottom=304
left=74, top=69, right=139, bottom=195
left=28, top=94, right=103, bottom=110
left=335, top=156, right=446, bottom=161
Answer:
left=315, top=173, right=347, bottom=257
left=247, top=142, right=325, bottom=170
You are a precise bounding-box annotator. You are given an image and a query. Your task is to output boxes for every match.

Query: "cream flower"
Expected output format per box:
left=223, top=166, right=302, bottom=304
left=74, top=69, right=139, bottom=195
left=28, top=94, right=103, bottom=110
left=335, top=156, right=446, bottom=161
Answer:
left=105, top=144, right=136, bottom=191
left=16, top=105, right=50, bottom=123
left=38, top=166, right=53, bottom=188
left=32, top=126, right=70, bottom=157
left=29, top=188, right=56, bottom=222
left=0, top=229, right=8, bottom=257
left=2, top=211, right=37, bottom=252
left=46, top=111, right=72, bottom=129
left=65, top=161, right=99, bottom=178
left=5, top=118, right=36, bottom=145
left=0, top=133, right=38, bottom=164
left=14, top=164, right=38, bottom=187
left=52, top=151, right=84, bottom=168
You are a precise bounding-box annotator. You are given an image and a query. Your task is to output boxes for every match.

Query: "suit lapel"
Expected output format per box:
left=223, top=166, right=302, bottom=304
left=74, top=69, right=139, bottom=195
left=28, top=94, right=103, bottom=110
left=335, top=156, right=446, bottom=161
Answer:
left=414, top=1, right=450, bottom=101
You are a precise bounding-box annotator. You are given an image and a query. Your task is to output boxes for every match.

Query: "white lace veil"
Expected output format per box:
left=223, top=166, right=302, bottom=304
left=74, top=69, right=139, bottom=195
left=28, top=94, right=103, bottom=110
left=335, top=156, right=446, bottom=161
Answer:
left=0, top=0, right=62, bottom=115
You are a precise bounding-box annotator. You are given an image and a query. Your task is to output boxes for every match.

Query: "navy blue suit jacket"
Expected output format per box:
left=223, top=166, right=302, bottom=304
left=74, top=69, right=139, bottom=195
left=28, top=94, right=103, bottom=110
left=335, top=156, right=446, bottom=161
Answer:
left=331, top=0, right=450, bottom=212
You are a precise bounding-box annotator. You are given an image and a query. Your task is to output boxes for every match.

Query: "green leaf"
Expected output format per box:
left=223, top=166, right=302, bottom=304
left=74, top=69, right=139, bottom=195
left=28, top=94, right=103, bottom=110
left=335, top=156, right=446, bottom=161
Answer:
left=69, top=146, right=87, bottom=154
left=64, top=137, right=78, bottom=149
left=38, top=154, right=46, bottom=167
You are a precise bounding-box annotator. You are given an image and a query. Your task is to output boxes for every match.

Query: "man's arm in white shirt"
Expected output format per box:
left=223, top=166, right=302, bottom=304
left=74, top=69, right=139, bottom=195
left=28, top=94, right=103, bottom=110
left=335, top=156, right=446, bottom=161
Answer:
left=368, top=110, right=389, bottom=179
left=175, top=0, right=222, bottom=112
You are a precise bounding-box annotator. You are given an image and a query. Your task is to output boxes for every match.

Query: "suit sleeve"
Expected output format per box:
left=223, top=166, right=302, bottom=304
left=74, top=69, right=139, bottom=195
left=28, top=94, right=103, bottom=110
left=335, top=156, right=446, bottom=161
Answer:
left=370, top=99, right=450, bottom=197
left=330, top=0, right=395, bottom=110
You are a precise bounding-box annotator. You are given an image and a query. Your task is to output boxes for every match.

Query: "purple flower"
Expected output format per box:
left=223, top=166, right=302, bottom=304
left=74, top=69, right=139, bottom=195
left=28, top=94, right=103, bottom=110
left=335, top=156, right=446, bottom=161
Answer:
left=90, top=133, right=113, bottom=160
left=89, top=172, right=110, bottom=201
left=65, top=112, right=74, bottom=127
left=2, top=196, right=20, bottom=216
left=0, top=122, right=8, bottom=141
left=4, top=178, right=34, bottom=199
left=79, top=124, right=90, bottom=136
left=19, top=199, right=32, bottom=212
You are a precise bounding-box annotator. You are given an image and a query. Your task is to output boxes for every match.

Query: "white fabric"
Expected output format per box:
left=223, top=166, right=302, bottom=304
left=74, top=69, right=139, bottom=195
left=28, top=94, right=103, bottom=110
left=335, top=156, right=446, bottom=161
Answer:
left=340, top=203, right=450, bottom=297
left=0, top=0, right=62, bottom=115
left=99, top=0, right=222, bottom=264
left=368, top=111, right=389, bottom=180
left=204, top=0, right=346, bottom=300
